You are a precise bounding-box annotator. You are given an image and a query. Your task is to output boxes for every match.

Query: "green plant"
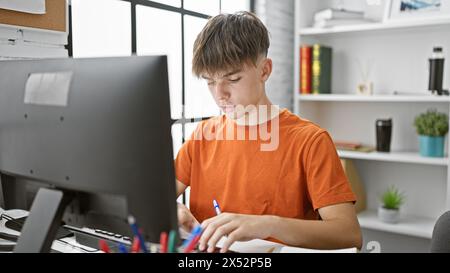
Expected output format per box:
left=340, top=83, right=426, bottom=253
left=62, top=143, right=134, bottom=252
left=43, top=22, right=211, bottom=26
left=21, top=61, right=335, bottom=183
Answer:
left=414, top=109, right=449, bottom=137
left=380, top=186, right=405, bottom=210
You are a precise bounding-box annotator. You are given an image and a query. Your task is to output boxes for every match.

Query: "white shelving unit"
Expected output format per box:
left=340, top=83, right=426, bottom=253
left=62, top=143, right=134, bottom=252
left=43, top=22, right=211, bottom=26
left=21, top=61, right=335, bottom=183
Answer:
left=297, top=94, right=450, bottom=103
left=299, top=16, right=450, bottom=35
left=338, top=150, right=449, bottom=166
left=294, top=0, right=450, bottom=251
left=358, top=210, right=435, bottom=239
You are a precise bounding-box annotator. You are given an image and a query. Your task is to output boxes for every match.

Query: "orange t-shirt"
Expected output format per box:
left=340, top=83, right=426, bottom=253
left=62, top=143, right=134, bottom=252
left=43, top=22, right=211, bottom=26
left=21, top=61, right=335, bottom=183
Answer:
left=175, top=109, right=356, bottom=224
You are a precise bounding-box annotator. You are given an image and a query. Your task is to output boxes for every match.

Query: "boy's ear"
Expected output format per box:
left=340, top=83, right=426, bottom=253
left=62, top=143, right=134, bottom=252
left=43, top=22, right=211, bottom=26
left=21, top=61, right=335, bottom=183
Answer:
left=260, top=58, right=272, bottom=82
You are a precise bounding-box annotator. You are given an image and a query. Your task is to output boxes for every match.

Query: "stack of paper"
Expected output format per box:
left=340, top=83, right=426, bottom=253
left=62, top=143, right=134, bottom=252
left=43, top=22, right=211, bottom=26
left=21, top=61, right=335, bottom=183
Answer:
left=313, top=8, right=372, bottom=28
left=0, top=0, right=46, bottom=14
left=0, top=42, right=68, bottom=59
left=0, top=25, right=68, bottom=59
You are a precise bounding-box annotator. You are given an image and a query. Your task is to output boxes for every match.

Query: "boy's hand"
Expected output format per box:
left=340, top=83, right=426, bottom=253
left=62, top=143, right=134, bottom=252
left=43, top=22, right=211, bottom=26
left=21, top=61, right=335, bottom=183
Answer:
left=177, top=203, right=199, bottom=233
left=198, top=213, right=274, bottom=253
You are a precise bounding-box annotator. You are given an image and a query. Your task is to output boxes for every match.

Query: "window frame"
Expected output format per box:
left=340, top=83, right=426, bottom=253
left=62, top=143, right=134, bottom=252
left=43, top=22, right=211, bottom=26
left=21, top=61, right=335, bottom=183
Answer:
left=67, top=0, right=254, bottom=203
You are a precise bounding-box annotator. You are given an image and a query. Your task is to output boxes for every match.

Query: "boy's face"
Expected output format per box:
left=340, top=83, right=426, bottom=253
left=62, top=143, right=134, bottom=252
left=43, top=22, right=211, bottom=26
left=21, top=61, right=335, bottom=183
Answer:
left=201, top=57, right=272, bottom=120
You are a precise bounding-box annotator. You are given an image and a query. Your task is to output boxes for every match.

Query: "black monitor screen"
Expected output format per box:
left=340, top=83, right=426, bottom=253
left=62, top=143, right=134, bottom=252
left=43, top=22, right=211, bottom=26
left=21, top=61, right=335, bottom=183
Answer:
left=0, top=56, right=178, bottom=248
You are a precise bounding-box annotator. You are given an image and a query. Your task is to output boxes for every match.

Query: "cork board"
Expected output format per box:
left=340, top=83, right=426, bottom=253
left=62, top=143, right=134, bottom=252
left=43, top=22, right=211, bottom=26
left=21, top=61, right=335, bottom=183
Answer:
left=0, top=0, right=66, bottom=32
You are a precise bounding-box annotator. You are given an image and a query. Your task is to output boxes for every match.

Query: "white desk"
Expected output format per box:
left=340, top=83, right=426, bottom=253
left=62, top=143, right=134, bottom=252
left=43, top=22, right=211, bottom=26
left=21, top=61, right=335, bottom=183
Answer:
left=53, top=236, right=357, bottom=253
left=216, top=237, right=358, bottom=253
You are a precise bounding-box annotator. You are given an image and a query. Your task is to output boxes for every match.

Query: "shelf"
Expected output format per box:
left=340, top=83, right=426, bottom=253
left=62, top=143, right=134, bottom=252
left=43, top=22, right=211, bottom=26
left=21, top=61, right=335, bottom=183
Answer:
left=299, top=16, right=450, bottom=35
left=338, top=150, right=449, bottom=166
left=297, top=94, right=450, bottom=103
left=358, top=210, right=435, bottom=239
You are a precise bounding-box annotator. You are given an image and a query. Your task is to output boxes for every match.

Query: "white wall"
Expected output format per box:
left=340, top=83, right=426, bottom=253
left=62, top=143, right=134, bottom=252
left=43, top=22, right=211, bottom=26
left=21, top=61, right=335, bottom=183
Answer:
left=255, top=0, right=295, bottom=110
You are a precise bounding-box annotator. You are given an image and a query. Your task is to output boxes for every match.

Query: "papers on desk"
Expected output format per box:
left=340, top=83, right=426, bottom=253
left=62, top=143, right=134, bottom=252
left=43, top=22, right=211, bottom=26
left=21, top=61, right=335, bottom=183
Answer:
left=0, top=0, right=46, bottom=14
left=216, top=237, right=357, bottom=253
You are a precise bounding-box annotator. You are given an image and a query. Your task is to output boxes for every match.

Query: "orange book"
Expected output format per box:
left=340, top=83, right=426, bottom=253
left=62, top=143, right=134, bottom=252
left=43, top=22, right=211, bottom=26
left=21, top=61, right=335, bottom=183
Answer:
left=300, top=46, right=312, bottom=94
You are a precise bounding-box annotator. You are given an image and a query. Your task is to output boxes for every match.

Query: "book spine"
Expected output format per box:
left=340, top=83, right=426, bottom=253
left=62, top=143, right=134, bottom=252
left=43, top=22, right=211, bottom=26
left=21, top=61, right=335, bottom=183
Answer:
left=312, top=44, right=332, bottom=94
left=300, top=46, right=312, bottom=94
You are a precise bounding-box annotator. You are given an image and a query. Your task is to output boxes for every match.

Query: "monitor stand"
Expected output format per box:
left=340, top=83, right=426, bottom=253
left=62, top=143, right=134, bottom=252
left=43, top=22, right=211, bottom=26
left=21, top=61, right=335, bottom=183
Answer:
left=0, top=173, right=27, bottom=210
left=14, top=187, right=72, bottom=253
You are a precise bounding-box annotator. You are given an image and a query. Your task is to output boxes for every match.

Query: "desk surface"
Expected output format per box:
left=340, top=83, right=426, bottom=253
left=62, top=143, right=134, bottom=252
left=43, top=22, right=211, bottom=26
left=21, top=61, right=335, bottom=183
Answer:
left=54, top=237, right=357, bottom=253
left=2, top=208, right=357, bottom=253
left=216, top=237, right=357, bottom=253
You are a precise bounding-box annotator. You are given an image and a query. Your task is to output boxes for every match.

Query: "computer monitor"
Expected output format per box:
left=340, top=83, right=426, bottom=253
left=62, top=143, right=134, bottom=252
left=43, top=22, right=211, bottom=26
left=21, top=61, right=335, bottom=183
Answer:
left=0, top=56, right=178, bottom=252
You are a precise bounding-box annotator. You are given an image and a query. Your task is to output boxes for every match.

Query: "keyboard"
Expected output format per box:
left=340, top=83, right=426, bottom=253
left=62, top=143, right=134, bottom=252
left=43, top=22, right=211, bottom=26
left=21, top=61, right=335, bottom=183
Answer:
left=64, top=225, right=132, bottom=252
left=5, top=216, right=73, bottom=240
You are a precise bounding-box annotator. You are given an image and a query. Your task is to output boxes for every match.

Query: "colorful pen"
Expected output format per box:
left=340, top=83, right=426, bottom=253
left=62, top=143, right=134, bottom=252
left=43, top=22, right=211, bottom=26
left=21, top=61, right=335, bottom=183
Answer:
left=131, top=237, right=140, bottom=253
left=118, top=243, right=128, bottom=253
left=99, top=239, right=110, bottom=253
left=160, top=232, right=168, bottom=253
left=168, top=230, right=177, bottom=253
left=213, top=199, right=221, bottom=215
left=128, top=215, right=149, bottom=253
left=182, top=225, right=203, bottom=248
left=183, top=234, right=201, bottom=253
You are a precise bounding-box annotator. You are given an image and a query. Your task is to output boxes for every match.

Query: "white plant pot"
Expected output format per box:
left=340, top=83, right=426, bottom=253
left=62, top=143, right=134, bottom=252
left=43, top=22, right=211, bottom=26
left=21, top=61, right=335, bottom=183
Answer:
left=378, top=206, right=400, bottom=224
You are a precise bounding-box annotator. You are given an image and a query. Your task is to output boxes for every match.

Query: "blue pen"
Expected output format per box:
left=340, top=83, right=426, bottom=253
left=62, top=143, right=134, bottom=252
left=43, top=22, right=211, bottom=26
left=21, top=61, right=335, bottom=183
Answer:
left=128, top=215, right=149, bottom=253
left=118, top=243, right=128, bottom=253
left=182, top=225, right=203, bottom=248
left=213, top=199, right=221, bottom=215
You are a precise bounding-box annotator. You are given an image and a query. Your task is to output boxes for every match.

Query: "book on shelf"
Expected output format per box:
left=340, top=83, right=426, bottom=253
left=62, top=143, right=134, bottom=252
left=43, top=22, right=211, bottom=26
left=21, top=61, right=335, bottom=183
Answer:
left=300, top=45, right=312, bottom=94
left=314, top=8, right=364, bottom=22
left=335, top=141, right=361, bottom=150
left=312, top=44, right=332, bottom=94
left=334, top=141, right=375, bottom=153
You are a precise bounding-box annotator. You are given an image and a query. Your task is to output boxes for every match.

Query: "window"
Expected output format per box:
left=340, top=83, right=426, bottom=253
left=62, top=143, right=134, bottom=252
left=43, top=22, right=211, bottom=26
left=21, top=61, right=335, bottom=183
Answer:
left=221, top=0, right=251, bottom=14
left=184, top=15, right=219, bottom=118
left=171, top=124, right=183, bottom=159
left=70, top=0, right=252, bottom=158
left=136, top=6, right=183, bottom=119
left=184, top=0, right=220, bottom=16
left=72, top=0, right=131, bottom=58
left=150, top=0, right=181, bottom=8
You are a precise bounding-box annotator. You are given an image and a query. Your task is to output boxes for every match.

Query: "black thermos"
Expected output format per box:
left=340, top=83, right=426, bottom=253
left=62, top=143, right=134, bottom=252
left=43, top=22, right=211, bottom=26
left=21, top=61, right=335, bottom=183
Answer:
left=429, top=47, right=445, bottom=94
left=376, top=119, right=392, bottom=152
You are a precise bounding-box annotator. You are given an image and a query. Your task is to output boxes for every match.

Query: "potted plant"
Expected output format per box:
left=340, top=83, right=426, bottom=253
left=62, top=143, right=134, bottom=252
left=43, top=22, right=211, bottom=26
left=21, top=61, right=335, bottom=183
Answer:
left=414, top=109, right=448, bottom=158
left=378, top=186, right=405, bottom=224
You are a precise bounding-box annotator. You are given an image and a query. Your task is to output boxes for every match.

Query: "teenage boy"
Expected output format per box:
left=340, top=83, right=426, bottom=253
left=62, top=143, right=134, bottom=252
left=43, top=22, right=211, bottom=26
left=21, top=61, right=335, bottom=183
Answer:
left=175, top=11, right=362, bottom=253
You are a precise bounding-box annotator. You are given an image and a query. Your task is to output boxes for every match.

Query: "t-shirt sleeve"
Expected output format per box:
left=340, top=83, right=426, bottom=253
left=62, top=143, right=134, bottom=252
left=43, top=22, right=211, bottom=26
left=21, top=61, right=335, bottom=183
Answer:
left=305, top=131, right=356, bottom=210
left=174, top=136, right=194, bottom=187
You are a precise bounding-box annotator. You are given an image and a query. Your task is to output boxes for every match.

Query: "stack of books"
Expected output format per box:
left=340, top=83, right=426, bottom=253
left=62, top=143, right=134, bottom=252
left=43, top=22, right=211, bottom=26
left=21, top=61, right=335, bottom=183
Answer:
left=334, top=141, right=375, bottom=153
left=313, top=8, right=371, bottom=28
left=300, top=44, right=332, bottom=94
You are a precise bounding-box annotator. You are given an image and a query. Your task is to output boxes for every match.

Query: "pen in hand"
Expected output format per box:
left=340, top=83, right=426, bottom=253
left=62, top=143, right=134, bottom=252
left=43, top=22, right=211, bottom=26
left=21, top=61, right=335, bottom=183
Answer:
left=213, top=199, right=221, bottom=215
